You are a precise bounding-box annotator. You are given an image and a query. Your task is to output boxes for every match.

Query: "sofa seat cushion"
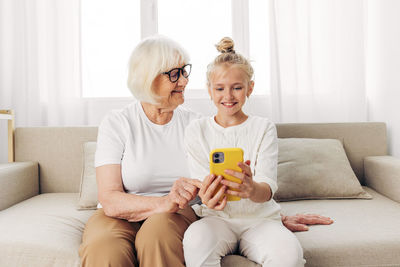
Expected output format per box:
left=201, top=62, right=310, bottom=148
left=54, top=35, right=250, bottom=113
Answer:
left=0, top=193, right=94, bottom=267
left=280, top=187, right=400, bottom=267
left=2, top=189, right=399, bottom=267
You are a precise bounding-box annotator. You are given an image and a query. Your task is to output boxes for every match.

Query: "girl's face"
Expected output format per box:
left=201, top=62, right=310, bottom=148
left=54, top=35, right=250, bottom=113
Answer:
left=208, top=64, right=254, bottom=121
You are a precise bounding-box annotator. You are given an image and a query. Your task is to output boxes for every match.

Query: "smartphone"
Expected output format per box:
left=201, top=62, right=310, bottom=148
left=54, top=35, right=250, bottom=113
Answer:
left=209, top=148, right=244, bottom=201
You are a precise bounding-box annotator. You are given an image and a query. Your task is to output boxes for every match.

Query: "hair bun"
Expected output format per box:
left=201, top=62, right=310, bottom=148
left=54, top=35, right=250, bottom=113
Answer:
left=216, top=37, right=235, bottom=54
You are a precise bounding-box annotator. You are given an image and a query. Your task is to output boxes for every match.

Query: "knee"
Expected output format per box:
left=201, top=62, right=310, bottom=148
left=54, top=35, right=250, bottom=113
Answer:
left=182, top=223, right=201, bottom=252
left=183, top=222, right=221, bottom=267
left=136, top=212, right=183, bottom=248
left=274, top=245, right=304, bottom=267
left=80, top=234, right=136, bottom=267
left=263, top=238, right=304, bottom=267
left=283, top=240, right=305, bottom=267
left=80, top=234, right=120, bottom=255
left=183, top=220, right=219, bottom=253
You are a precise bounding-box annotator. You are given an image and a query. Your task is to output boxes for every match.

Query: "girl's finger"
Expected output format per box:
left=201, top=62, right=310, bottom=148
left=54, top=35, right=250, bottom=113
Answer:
left=204, top=175, right=223, bottom=200
left=214, top=195, right=227, bottom=211
left=224, top=169, right=245, bottom=180
left=203, top=174, right=216, bottom=187
left=208, top=185, right=226, bottom=208
left=237, top=161, right=252, bottom=177
left=226, top=189, right=241, bottom=196
left=200, top=174, right=215, bottom=195
left=220, top=179, right=241, bottom=189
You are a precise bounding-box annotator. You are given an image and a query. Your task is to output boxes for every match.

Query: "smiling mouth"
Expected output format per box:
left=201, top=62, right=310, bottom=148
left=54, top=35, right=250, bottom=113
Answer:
left=222, top=102, right=237, bottom=107
left=172, top=90, right=184, bottom=94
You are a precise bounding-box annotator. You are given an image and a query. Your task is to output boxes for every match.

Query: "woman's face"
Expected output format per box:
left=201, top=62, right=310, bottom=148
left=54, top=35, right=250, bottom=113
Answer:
left=152, top=64, right=189, bottom=110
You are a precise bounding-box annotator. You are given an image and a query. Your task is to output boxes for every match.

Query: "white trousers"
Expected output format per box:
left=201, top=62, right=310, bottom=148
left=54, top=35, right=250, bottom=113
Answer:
left=183, top=216, right=305, bottom=267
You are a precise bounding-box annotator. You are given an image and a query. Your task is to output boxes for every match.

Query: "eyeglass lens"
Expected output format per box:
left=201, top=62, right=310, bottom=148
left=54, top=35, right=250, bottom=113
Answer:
left=169, top=65, right=191, bottom=82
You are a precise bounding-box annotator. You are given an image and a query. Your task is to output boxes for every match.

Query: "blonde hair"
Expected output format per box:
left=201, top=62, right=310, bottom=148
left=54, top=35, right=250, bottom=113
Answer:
left=127, top=35, right=190, bottom=104
left=206, top=37, right=254, bottom=86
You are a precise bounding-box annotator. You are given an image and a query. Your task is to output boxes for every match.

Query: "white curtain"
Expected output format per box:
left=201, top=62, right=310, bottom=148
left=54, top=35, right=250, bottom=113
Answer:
left=0, top=0, right=87, bottom=127
left=0, top=0, right=370, bottom=126
left=268, top=0, right=367, bottom=123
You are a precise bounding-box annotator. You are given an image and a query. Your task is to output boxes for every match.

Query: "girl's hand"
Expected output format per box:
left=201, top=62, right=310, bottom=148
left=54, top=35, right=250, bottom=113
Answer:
left=198, top=174, right=228, bottom=211
left=221, top=160, right=255, bottom=199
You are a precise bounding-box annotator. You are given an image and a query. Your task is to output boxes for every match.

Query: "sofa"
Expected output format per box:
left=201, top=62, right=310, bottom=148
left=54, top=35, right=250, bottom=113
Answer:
left=1, top=122, right=400, bottom=267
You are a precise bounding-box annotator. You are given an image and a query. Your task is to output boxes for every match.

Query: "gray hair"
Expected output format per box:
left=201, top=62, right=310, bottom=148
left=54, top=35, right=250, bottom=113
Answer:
left=127, top=35, right=190, bottom=104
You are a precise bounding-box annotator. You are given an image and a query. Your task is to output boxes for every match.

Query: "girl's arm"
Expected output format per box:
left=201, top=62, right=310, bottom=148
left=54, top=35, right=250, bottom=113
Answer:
left=221, top=120, right=278, bottom=203
left=249, top=182, right=272, bottom=203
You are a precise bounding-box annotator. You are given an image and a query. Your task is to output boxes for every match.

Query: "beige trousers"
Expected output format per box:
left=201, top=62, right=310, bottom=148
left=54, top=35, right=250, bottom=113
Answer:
left=79, top=207, right=198, bottom=267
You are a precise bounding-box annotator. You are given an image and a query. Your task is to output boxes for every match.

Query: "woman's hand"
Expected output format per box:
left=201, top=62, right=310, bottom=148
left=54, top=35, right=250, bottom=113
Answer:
left=282, top=213, right=334, bottom=232
left=198, top=174, right=228, bottom=211
left=164, top=177, right=202, bottom=212
left=221, top=160, right=255, bottom=199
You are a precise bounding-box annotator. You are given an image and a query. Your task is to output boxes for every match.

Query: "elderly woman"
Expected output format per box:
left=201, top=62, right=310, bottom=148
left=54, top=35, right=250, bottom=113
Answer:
left=79, top=35, right=332, bottom=267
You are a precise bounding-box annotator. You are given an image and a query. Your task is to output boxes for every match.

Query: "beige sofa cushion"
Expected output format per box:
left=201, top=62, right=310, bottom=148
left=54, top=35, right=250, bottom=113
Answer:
left=275, top=138, right=371, bottom=201
left=0, top=193, right=94, bottom=267
left=0, top=162, right=39, bottom=211
left=280, top=187, right=400, bottom=267
left=77, top=142, right=98, bottom=210
left=364, top=156, right=400, bottom=203
left=15, top=127, right=98, bottom=193
left=79, top=138, right=372, bottom=206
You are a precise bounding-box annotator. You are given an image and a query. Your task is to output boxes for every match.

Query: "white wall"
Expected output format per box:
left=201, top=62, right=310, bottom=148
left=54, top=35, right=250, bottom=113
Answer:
left=366, top=0, right=400, bottom=157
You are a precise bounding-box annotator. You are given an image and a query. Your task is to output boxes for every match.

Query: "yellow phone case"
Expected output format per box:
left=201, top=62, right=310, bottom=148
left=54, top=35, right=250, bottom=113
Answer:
left=209, top=148, right=244, bottom=201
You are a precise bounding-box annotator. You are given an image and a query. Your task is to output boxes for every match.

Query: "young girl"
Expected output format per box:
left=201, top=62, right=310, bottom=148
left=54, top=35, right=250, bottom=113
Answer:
left=183, top=37, right=305, bottom=267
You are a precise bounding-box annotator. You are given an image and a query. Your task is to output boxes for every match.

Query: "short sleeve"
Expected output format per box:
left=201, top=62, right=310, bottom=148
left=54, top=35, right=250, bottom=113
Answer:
left=95, top=111, right=126, bottom=167
left=184, top=120, right=209, bottom=181
left=253, top=122, right=279, bottom=195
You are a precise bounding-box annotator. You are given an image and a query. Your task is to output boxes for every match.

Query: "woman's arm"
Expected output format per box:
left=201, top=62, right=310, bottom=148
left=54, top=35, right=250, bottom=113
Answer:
left=97, top=164, right=200, bottom=222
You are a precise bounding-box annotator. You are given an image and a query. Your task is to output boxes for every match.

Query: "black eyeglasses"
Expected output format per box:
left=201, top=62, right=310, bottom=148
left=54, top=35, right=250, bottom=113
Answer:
left=162, top=64, right=192, bottom=83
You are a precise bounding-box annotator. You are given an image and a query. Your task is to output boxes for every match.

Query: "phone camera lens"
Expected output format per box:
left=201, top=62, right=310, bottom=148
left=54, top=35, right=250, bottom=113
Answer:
left=214, top=153, right=220, bottom=158
left=214, top=159, right=220, bottom=163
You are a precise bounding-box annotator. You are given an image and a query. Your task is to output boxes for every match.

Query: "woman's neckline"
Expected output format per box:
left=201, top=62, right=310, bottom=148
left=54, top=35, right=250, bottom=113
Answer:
left=139, top=102, right=177, bottom=127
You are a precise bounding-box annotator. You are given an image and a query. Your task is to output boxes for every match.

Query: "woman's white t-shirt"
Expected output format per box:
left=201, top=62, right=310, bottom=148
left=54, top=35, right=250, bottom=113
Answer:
left=95, top=101, right=201, bottom=197
left=184, top=116, right=282, bottom=219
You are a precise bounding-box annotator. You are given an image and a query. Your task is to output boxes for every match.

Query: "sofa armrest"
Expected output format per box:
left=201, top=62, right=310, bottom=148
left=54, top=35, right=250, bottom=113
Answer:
left=364, top=156, right=400, bottom=203
left=0, top=162, right=39, bottom=211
